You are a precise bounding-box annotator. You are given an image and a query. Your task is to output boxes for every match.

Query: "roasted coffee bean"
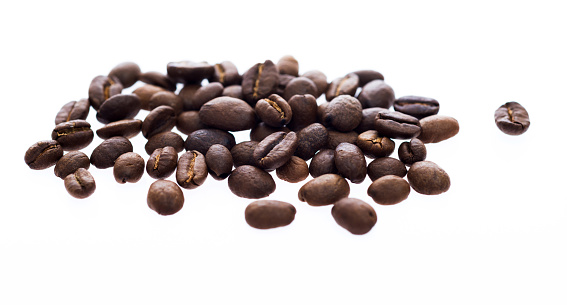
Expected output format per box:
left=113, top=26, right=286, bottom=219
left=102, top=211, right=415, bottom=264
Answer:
left=301, top=70, right=327, bottom=98
left=142, top=105, right=176, bottom=139
left=245, top=200, right=296, bottom=229
left=355, top=107, right=388, bottom=133
left=176, top=111, right=207, bottom=135
left=108, top=62, right=141, bottom=88
left=147, top=180, right=184, bottom=215
left=393, top=96, right=440, bottom=119
left=352, top=69, right=385, bottom=86
left=88, top=75, right=123, bottom=110
left=167, top=61, right=215, bottom=84
left=145, top=131, right=184, bottom=155
left=309, top=149, right=338, bottom=178
left=176, top=150, right=208, bottom=189
left=96, top=94, right=141, bottom=124
left=186, top=82, right=224, bottom=111
left=375, top=111, right=421, bottom=139
left=133, top=84, right=165, bottom=110
left=326, top=73, right=359, bottom=101
left=326, top=129, right=359, bottom=149
left=199, top=97, right=257, bottom=131
left=398, top=138, right=426, bottom=165
left=323, top=95, right=363, bottom=132
left=317, top=102, right=329, bottom=125
left=51, top=120, right=94, bottom=151
left=335, top=143, right=367, bottom=184
left=331, top=198, right=377, bottom=235
left=367, top=175, right=410, bottom=205
left=148, top=91, right=183, bottom=114
left=285, top=94, right=318, bottom=131
left=113, top=152, right=145, bottom=184
left=146, top=146, right=178, bottom=179
left=294, top=123, right=328, bottom=160
left=355, top=130, right=395, bottom=159
left=367, top=157, right=407, bottom=181
left=253, top=131, right=299, bottom=171
left=55, top=99, right=90, bottom=125
left=250, top=123, right=290, bottom=142
left=277, top=55, right=299, bottom=76
left=184, top=128, right=236, bottom=155
left=228, top=165, right=276, bottom=199
left=222, top=85, right=243, bottom=99
left=276, top=74, right=295, bottom=96
left=90, top=136, right=133, bottom=169
left=357, top=80, right=395, bottom=109
left=231, top=141, right=259, bottom=167
left=417, top=115, right=459, bottom=143
left=64, top=168, right=96, bottom=199
left=178, top=83, right=201, bottom=111
left=494, top=102, right=530, bottom=135
left=241, top=60, right=279, bottom=105
left=96, top=119, right=142, bottom=139
left=283, top=77, right=317, bottom=101
left=54, top=151, right=90, bottom=179
left=139, top=71, right=177, bottom=91
left=255, top=94, right=292, bottom=127
left=25, top=140, right=63, bottom=170
left=298, top=174, right=350, bottom=206
left=407, top=161, right=450, bottom=195
left=205, top=144, right=233, bottom=180
left=210, top=61, right=241, bottom=86
left=276, top=156, right=309, bottom=183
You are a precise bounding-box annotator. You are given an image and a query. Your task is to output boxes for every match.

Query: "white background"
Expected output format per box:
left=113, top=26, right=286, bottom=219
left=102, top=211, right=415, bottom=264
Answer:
left=1, top=1, right=566, bottom=304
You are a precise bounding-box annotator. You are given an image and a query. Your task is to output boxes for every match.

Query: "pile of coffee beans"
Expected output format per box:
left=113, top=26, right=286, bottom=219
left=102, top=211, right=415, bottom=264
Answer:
left=24, top=56, right=462, bottom=235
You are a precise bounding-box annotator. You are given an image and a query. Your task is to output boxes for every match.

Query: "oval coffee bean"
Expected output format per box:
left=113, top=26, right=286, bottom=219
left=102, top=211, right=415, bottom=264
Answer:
left=222, top=85, right=243, bottom=99
left=276, top=156, right=309, bottom=183
left=176, top=150, right=208, bottom=189
left=113, top=152, right=145, bottom=184
left=357, top=79, right=395, bottom=109
left=145, top=131, right=185, bottom=155
left=199, top=97, right=257, bottom=131
left=245, top=200, right=296, bottom=229
left=167, top=61, right=215, bottom=84
left=228, top=165, right=276, bottom=199
left=96, top=119, right=142, bottom=139
left=253, top=131, right=299, bottom=171
left=277, top=55, right=299, bottom=76
left=323, top=95, right=363, bottom=132
left=64, top=168, right=96, bottom=199
left=398, top=138, right=426, bottom=165
left=54, top=99, right=90, bottom=125
left=494, top=101, right=530, bottom=136
left=367, top=175, right=410, bottom=205
left=147, top=180, right=184, bottom=216
left=205, top=144, right=233, bottom=180
left=355, top=130, right=395, bottom=159
left=309, top=149, right=338, bottom=178
left=335, top=143, right=367, bottom=184
left=355, top=107, right=388, bottom=133
left=186, top=82, right=224, bottom=111
left=139, top=71, right=177, bottom=91
left=108, top=62, right=141, bottom=88
left=241, top=60, right=279, bottom=105
left=90, top=136, right=133, bottom=169
left=331, top=198, right=377, bottom=235
left=255, top=94, right=292, bottom=128
left=176, top=111, right=207, bottom=135
left=283, top=76, right=317, bottom=101
left=88, top=75, right=123, bottom=110
left=351, top=69, right=385, bottom=86
left=142, top=105, right=177, bottom=139
left=367, top=157, right=407, bottom=181
left=210, top=61, right=241, bottom=86
left=393, top=96, right=440, bottom=119
left=294, top=123, right=328, bottom=160
left=54, top=151, right=90, bottom=179
left=184, top=128, right=236, bottom=155
left=146, top=146, right=178, bottom=179
left=96, top=94, right=141, bottom=124
left=231, top=141, right=259, bottom=167
left=375, top=111, right=421, bottom=139
left=148, top=91, right=183, bottom=114
left=298, top=174, right=350, bottom=206
left=25, top=140, right=63, bottom=170
left=407, top=161, right=451, bottom=195
left=326, top=73, right=359, bottom=101
left=51, top=120, right=94, bottom=151
left=301, top=70, right=327, bottom=98
left=417, top=115, right=459, bottom=143
left=133, top=84, right=165, bottom=110
left=286, top=94, right=318, bottom=131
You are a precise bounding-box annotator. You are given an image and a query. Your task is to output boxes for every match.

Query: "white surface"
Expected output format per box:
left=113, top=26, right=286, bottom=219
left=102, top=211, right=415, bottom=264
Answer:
left=1, top=1, right=566, bottom=304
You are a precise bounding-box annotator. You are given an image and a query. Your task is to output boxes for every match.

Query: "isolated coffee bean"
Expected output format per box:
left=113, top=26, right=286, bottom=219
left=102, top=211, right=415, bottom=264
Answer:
left=178, top=83, right=201, bottom=111
left=133, top=84, right=165, bottom=110
left=326, top=129, right=359, bottom=149
left=167, top=61, right=215, bottom=84
left=108, top=62, right=141, bottom=88
left=210, top=61, right=241, bottom=86
left=393, top=96, right=440, bottom=119
left=351, top=69, right=385, bottom=86
left=367, top=175, right=410, bottom=205
left=54, top=151, right=90, bottom=179
left=276, top=74, right=295, bottom=96
left=241, top=60, right=279, bottom=105
left=301, top=70, right=328, bottom=98
left=356, top=130, right=395, bottom=159
left=96, top=119, right=142, bottom=139
left=407, top=161, right=450, bottom=195
left=331, top=198, right=377, bottom=235
left=298, top=174, right=350, bottom=206
left=355, top=107, right=388, bottom=133
left=176, top=111, right=207, bottom=135
left=199, top=97, right=257, bottom=131
left=113, top=152, right=145, bottom=184
left=186, top=82, right=224, bottom=111
left=96, top=94, right=141, bottom=124
left=184, top=128, right=236, bottom=155
left=417, top=115, right=459, bottom=143
left=398, top=138, right=426, bottom=165
left=357, top=80, right=395, bottom=109
left=51, top=120, right=94, bottom=151
left=55, top=99, right=90, bottom=125
left=277, top=55, right=299, bottom=76
left=323, top=95, right=363, bottom=132
left=286, top=94, right=318, bottom=131
left=145, top=131, right=184, bottom=155
left=294, top=123, right=328, bottom=160
left=205, top=144, right=233, bottom=180
left=147, top=180, right=184, bottom=216
left=283, top=77, right=317, bottom=101
left=276, top=156, right=309, bottom=183
left=228, top=165, right=276, bottom=199
left=245, top=200, right=296, bottom=229
left=231, top=141, right=259, bottom=167
left=326, top=73, right=359, bottom=101
left=139, top=71, right=177, bottom=91
left=375, top=111, right=421, bottom=139
left=309, top=149, right=338, bottom=178
left=25, top=140, right=63, bottom=170
left=494, top=102, right=530, bottom=135
left=335, top=143, right=367, bottom=184
left=367, top=157, right=407, bottom=181
left=222, top=85, right=243, bottom=99
left=142, top=105, right=177, bottom=139
left=64, top=168, right=96, bottom=199
left=90, top=136, right=133, bottom=169
left=146, top=146, right=178, bottom=179
left=88, top=75, right=123, bottom=110
left=255, top=94, right=292, bottom=127
left=250, top=123, right=290, bottom=142
left=176, top=150, right=208, bottom=189
left=148, top=91, right=183, bottom=114
left=253, top=131, right=299, bottom=171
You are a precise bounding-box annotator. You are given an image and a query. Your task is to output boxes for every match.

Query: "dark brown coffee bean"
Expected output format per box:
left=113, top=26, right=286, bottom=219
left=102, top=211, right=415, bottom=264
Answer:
left=317, top=102, right=329, bottom=126
left=108, top=62, right=141, bottom=88
left=54, top=151, right=90, bottom=179
left=245, top=200, right=296, bottom=229
left=407, top=161, right=450, bottom=195
left=142, top=105, right=177, bottom=139
left=331, top=198, right=377, bottom=235
left=145, top=131, right=184, bottom=155
left=255, top=94, right=292, bottom=128
left=241, top=60, right=279, bottom=105
left=88, top=75, right=123, bottom=110
left=210, top=61, right=241, bottom=86
left=146, top=146, right=178, bottom=179
left=276, top=156, right=309, bottom=183
left=301, top=70, right=327, bottom=98
left=167, top=61, right=215, bottom=84
left=253, top=131, right=299, bottom=171
left=64, top=168, right=96, bottom=199
left=222, top=85, right=243, bottom=99
left=375, top=111, right=421, bottom=139
left=355, top=130, right=395, bottom=159
left=205, top=144, right=233, bottom=180
left=184, top=128, right=236, bottom=155
left=323, top=95, right=363, bottom=132
left=417, top=115, right=459, bottom=143
left=178, top=83, right=201, bottom=111
left=139, top=71, right=177, bottom=91
left=283, top=77, right=317, bottom=101
left=133, top=84, right=165, bottom=110
left=357, top=80, right=395, bottom=109
left=148, top=91, right=183, bottom=114
left=231, top=141, right=259, bottom=167
left=250, top=123, right=290, bottom=142
left=294, top=123, right=328, bottom=160
left=176, top=111, right=206, bottom=135
left=393, top=96, right=440, bottom=119
left=199, top=97, right=257, bottom=131
left=276, top=74, right=295, bottom=97
left=228, top=165, right=276, bottom=199
left=51, top=120, right=94, bottom=151
left=147, top=180, right=184, bottom=215
left=335, top=143, right=366, bottom=184
left=113, top=152, right=145, bottom=184
left=352, top=69, right=385, bottom=86
left=277, top=55, right=299, bottom=76
left=355, top=107, right=388, bottom=133
left=325, top=73, right=359, bottom=101
left=25, top=140, right=63, bottom=170
left=326, top=129, right=359, bottom=150
left=367, top=157, right=407, bottom=181
left=55, top=99, right=90, bottom=125
left=96, top=119, right=142, bottom=139
left=286, top=94, right=318, bottom=131
left=298, top=174, right=350, bottom=206
left=367, top=175, right=410, bottom=205
left=398, top=138, right=426, bottom=165
left=184, top=82, right=224, bottom=111
left=309, top=149, right=338, bottom=178
left=494, top=102, right=530, bottom=136
left=96, top=94, right=141, bottom=124
left=176, top=151, right=208, bottom=189
left=90, top=136, right=133, bottom=169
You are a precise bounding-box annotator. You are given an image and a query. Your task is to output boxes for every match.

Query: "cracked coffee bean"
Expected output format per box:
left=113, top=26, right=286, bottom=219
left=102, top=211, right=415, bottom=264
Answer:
left=176, top=150, right=208, bottom=189
left=147, top=180, right=184, bottom=216
left=205, top=144, right=233, bottom=180
left=331, top=198, right=377, bottom=235
left=367, top=157, right=407, bottom=181
left=113, top=152, right=145, bottom=184
left=276, top=156, right=309, bottom=183
left=199, top=96, right=257, bottom=131
left=167, top=61, right=215, bottom=84
left=335, top=142, right=367, bottom=184
left=55, top=99, right=90, bottom=125
left=356, top=130, right=395, bottom=159
left=184, top=128, right=236, bottom=155
left=210, top=61, right=241, bottom=86
left=25, top=140, right=64, bottom=170
left=298, top=174, right=350, bottom=206
left=407, top=161, right=450, bottom=195
left=108, top=62, right=141, bottom=88
left=228, top=165, right=276, bottom=199
left=146, top=146, right=178, bottom=179
left=367, top=175, right=410, bottom=205
left=309, top=149, right=338, bottom=178
left=245, top=200, right=296, bottom=229
left=64, top=168, right=96, bottom=199
left=96, top=119, right=142, bottom=139
left=255, top=94, right=292, bottom=128
left=51, top=119, right=94, bottom=151
left=90, top=136, right=133, bottom=169
left=326, top=73, right=359, bottom=101
left=494, top=101, right=530, bottom=136
left=394, top=96, right=440, bottom=119
left=375, top=111, right=421, bottom=139
left=54, top=151, right=90, bottom=179
left=88, top=75, right=123, bottom=110
left=398, top=138, right=426, bottom=165
left=253, top=131, right=299, bottom=171
left=241, top=60, right=279, bottom=105
left=417, top=115, right=459, bottom=143
left=322, top=95, right=363, bottom=132
left=142, top=105, right=177, bottom=139
left=357, top=79, right=395, bottom=109
left=96, top=94, right=141, bottom=124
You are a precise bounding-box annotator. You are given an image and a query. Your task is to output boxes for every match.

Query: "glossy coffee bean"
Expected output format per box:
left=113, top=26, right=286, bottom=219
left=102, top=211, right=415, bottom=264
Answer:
left=199, top=97, right=257, bottom=131
left=294, top=123, right=328, bottom=160
left=176, top=150, right=208, bottom=189
left=398, top=138, right=426, bottom=165
left=108, top=62, right=141, bottom=88
left=245, top=200, right=296, bottom=229
left=298, top=174, right=350, bottom=206
left=352, top=69, right=385, bottom=86
left=210, top=61, right=241, bottom=86
left=326, top=129, right=359, bottom=150
left=367, top=157, right=407, bottom=181
left=276, top=156, right=309, bottom=183
left=96, top=94, right=141, bottom=124
left=241, top=60, right=279, bottom=105
left=277, top=55, right=299, bottom=76
left=51, top=120, right=94, bottom=151
left=285, top=94, right=318, bottom=131
left=283, top=77, right=317, bottom=101
left=255, top=94, right=292, bottom=128
left=326, top=73, right=359, bottom=101
left=417, top=115, right=459, bottom=143
left=228, top=165, right=276, bottom=199
left=145, top=131, right=184, bottom=155
left=494, top=102, right=530, bottom=135
left=335, top=143, right=366, bottom=184
left=355, top=107, right=388, bottom=133
left=96, top=119, right=142, bottom=139
left=231, top=141, right=259, bottom=167
left=24, top=140, right=63, bottom=170
left=148, top=91, right=183, bottom=114
left=88, top=75, right=123, bottom=110
left=142, top=105, right=177, bottom=139
left=375, top=111, right=421, bottom=139
left=323, top=95, right=363, bottom=132
left=178, top=83, right=201, bottom=111
left=176, top=111, right=207, bottom=135
left=357, top=80, right=395, bottom=109
left=356, top=130, right=395, bottom=159
left=147, top=180, right=184, bottom=216
left=367, top=175, right=410, bottom=205
left=139, top=71, right=177, bottom=91
left=133, top=84, right=165, bottom=110
left=113, top=152, right=145, bottom=184
left=54, top=151, right=90, bottom=179
left=205, top=144, right=233, bottom=180
left=331, top=198, right=377, bottom=235
left=407, top=161, right=450, bottom=195
left=250, top=123, right=290, bottom=142
left=90, top=136, right=133, bottom=169
left=167, top=61, right=215, bottom=84
left=64, top=168, right=96, bottom=199
left=55, top=99, right=90, bottom=125
left=253, top=131, right=299, bottom=171
left=184, top=128, right=236, bottom=155
left=186, top=82, right=224, bottom=111
left=393, top=96, right=440, bottom=119
left=146, top=146, right=178, bottom=179
left=309, top=149, right=338, bottom=178
left=222, top=85, right=243, bottom=99
left=301, top=70, right=327, bottom=98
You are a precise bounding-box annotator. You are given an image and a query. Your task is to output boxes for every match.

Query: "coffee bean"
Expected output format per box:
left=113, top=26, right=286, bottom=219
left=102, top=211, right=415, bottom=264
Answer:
left=351, top=69, right=385, bottom=86
left=231, top=141, right=259, bottom=167
left=357, top=80, right=395, bottom=109
left=253, top=131, right=299, bottom=171
left=317, top=102, right=329, bottom=125
left=241, top=60, right=279, bottom=105
left=355, top=130, right=395, bottom=159
left=96, top=119, right=142, bottom=139
left=298, top=174, right=350, bottom=206
left=367, top=157, right=407, bottom=181
left=375, top=111, right=421, bottom=139
left=283, top=77, right=317, bottom=101
left=90, top=136, right=133, bottom=169
left=145, top=131, right=184, bottom=155
left=176, top=150, right=208, bottom=189
left=276, top=156, right=309, bottom=183
left=245, top=200, right=296, bottom=229
left=331, top=198, right=377, bottom=235
left=51, top=119, right=94, bottom=151
left=210, top=61, right=241, bottom=86
left=355, top=107, right=388, bottom=133
left=142, top=105, right=176, bottom=139
left=398, top=138, right=426, bottom=165
left=222, top=85, right=243, bottom=99
left=250, top=123, right=290, bottom=142
left=323, top=95, right=363, bottom=132
left=285, top=94, right=318, bottom=131
left=25, top=140, right=63, bottom=170
left=407, top=161, right=450, bottom=195
left=294, top=123, right=328, bottom=160
left=54, top=151, right=90, bottom=179
left=335, top=143, right=367, bottom=184
left=186, top=82, right=224, bottom=111
left=167, top=61, right=215, bottom=84
left=301, top=70, right=327, bottom=98
left=228, top=165, right=276, bottom=199
left=494, top=101, right=530, bottom=136
left=146, top=146, right=178, bottom=179
left=276, top=74, right=295, bottom=96
left=96, top=94, right=141, bottom=124
left=108, top=62, right=141, bottom=88
left=199, top=97, right=257, bottom=131
left=309, top=149, right=338, bottom=178
left=176, top=111, right=207, bottom=135
left=147, top=180, right=184, bottom=215
left=255, top=94, right=292, bottom=128
left=367, top=175, right=410, bottom=205
left=88, top=75, right=123, bottom=110
left=326, top=73, right=359, bottom=101
left=184, top=128, right=236, bottom=155
left=148, top=91, right=183, bottom=114
left=205, top=144, right=233, bottom=180
left=55, top=99, right=90, bottom=125
left=139, top=71, right=177, bottom=91
left=133, top=84, right=165, bottom=110
left=417, top=115, right=459, bottom=143
left=178, top=83, right=201, bottom=111
left=326, top=129, right=359, bottom=149
left=64, top=168, right=96, bottom=199
left=393, top=96, right=439, bottom=119
left=277, top=55, right=299, bottom=76
left=113, top=152, right=145, bottom=184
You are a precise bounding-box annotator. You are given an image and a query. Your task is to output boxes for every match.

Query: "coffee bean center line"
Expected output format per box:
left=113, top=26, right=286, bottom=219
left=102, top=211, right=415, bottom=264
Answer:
left=65, top=103, right=76, bottom=122
left=252, top=64, right=264, bottom=99
left=266, top=98, right=285, bottom=119
left=335, top=75, right=350, bottom=97
left=103, top=78, right=116, bottom=100
left=506, top=105, right=515, bottom=122
left=153, top=154, right=160, bottom=170
left=56, top=127, right=91, bottom=137
left=184, top=153, right=197, bottom=183
left=28, top=144, right=59, bottom=165
left=216, top=63, right=225, bottom=83
left=74, top=171, right=85, bottom=188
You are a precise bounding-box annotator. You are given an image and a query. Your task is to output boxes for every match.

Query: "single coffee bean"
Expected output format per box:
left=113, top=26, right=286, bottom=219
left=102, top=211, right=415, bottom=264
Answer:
left=178, top=83, right=201, bottom=111
left=222, top=85, right=243, bottom=99
left=88, top=75, right=123, bottom=110
left=96, top=119, right=142, bottom=139
left=186, top=82, right=224, bottom=111
left=294, top=123, right=328, bottom=160
left=255, top=94, right=292, bottom=128
left=142, top=105, right=177, bottom=139
left=323, top=95, right=363, bottom=132
left=494, top=101, right=530, bottom=135
left=417, top=115, right=459, bottom=143
left=210, top=61, right=241, bottom=86
left=245, top=200, right=296, bottom=229
left=54, top=99, right=90, bottom=125
left=283, top=77, right=317, bottom=101
left=54, top=151, right=90, bottom=179
left=139, top=71, right=177, bottom=91
left=146, top=146, right=178, bottom=179
left=51, top=119, right=94, bottom=151
left=355, top=130, right=395, bottom=159
left=90, top=136, right=133, bottom=169
left=145, top=131, right=185, bottom=155
left=367, top=157, right=407, bottom=181
left=25, top=140, right=63, bottom=170
left=367, top=175, right=410, bottom=205
left=375, top=111, right=421, bottom=139
left=253, top=131, right=299, bottom=171
left=167, top=60, right=215, bottom=84
left=241, top=60, right=279, bottom=105
left=331, top=198, right=377, bottom=235
left=133, top=84, right=165, bottom=110
left=176, top=150, right=208, bottom=189
left=407, top=161, right=450, bottom=195
left=276, top=156, right=309, bottom=183
left=113, top=152, right=145, bottom=184
left=250, top=123, right=290, bottom=142
left=96, top=94, right=141, bottom=124
left=351, top=69, right=385, bottom=86
left=298, top=174, right=350, bottom=206
left=326, top=129, right=359, bottom=149
left=325, top=73, right=359, bottom=101
left=64, top=168, right=96, bottom=199
left=228, top=165, right=276, bottom=199
left=357, top=80, right=395, bottom=109
left=335, top=143, right=367, bottom=184
left=398, top=138, right=426, bottom=165
left=277, top=55, right=299, bottom=76
left=184, top=128, right=236, bottom=155
left=309, top=149, right=338, bottom=178
left=176, top=111, right=207, bottom=135
left=275, top=74, right=295, bottom=96
left=205, top=144, right=233, bottom=180
left=231, top=141, right=259, bottom=167
left=199, top=97, right=257, bottom=131
left=393, top=96, right=440, bottom=119
left=147, top=180, right=184, bottom=216
left=301, top=70, right=327, bottom=98
left=108, top=62, right=141, bottom=88
left=148, top=91, right=183, bottom=114
left=355, top=107, right=388, bottom=133
left=286, top=94, right=318, bottom=131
